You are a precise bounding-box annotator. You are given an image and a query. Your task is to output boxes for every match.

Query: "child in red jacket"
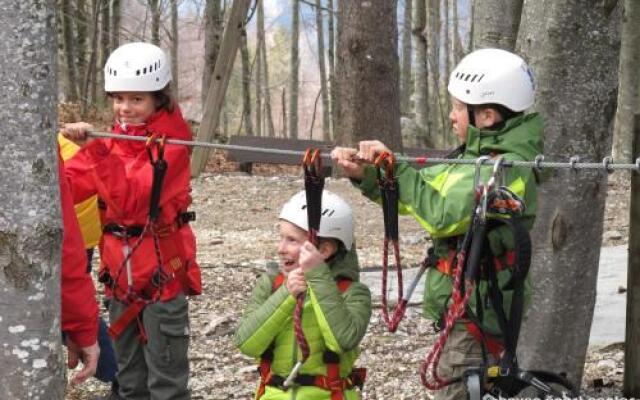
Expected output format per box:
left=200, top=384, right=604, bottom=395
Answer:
left=62, top=42, right=201, bottom=400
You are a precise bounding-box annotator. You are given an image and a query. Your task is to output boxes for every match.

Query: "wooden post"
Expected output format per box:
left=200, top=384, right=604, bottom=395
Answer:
left=191, top=0, right=253, bottom=177
left=624, top=114, right=640, bottom=396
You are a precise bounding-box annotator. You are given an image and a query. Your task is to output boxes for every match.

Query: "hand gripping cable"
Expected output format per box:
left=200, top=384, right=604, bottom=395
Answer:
left=283, top=148, right=325, bottom=388
left=104, top=133, right=170, bottom=342
left=374, top=152, right=407, bottom=333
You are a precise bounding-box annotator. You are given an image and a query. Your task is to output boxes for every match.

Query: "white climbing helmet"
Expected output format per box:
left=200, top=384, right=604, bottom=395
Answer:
left=279, top=190, right=355, bottom=250
left=447, top=48, right=535, bottom=112
left=104, top=42, right=172, bottom=92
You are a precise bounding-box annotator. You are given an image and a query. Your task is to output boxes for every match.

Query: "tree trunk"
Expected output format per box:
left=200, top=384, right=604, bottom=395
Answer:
left=240, top=32, right=254, bottom=136
left=255, top=20, right=263, bottom=137
left=289, top=0, right=300, bottom=139
left=202, top=0, right=222, bottom=107
left=400, top=0, right=413, bottom=115
left=443, top=0, right=451, bottom=120
left=82, top=0, right=101, bottom=114
left=413, top=0, right=431, bottom=146
left=473, top=0, right=523, bottom=50
left=327, top=0, right=337, bottom=140
left=612, top=0, right=640, bottom=164
left=282, top=87, right=287, bottom=137
left=111, top=0, right=121, bottom=51
left=0, top=0, right=65, bottom=397
left=315, top=0, right=331, bottom=141
left=149, top=0, right=161, bottom=45
left=426, top=0, right=442, bottom=144
left=516, top=1, right=621, bottom=386
left=257, top=0, right=275, bottom=137
left=98, top=0, right=111, bottom=106
left=61, top=0, right=78, bottom=101
left=335, top=0, right=402, bottom=150
left=77, top=0, right=88, bottom=101
left=171, top=0, right=179, bottom=96
left=452, top=0, right=463, bottom=63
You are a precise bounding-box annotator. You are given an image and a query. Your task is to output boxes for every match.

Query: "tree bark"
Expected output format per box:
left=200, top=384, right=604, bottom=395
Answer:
left=612, top=0, right=640, bottom=163
left=0, top=0, right=65, bottom=397
left=516, top=1, right=621, bottom=386
left=171, top=0, right=179, bottom=96
left=452, top=0, right=463, bottom=63
left=82, top=0, right=101, bottom=114
left=77, top=0, right=88, bottom=101
left=61, top=0, right=78, bottom=101
left=240, top=32, right=254, bottom=136
left=400, top=0, right=413, bottom=115
left=315, top=0, right=331, bottom=141
left=149, top=0, right=161, bottom=45
left=255, top=19, right=263, bottom=137
left=413, top=0, right=431, bottom=146
left=110, top=0, right=121, bottom=51
left=289, top=0, right=300, bottom=139
left=426, top=0, right=442, bottom=143
left=98, top=0, right=111, bottom=105
left=257, top=0, right=275, bottom=137
left=443, top=0, right=451, bottom=120
left=473, top=0, right=523, bottom=51
left=202, top=0, right=222, bottom=107
left=335, top=0, right=402, bottom=150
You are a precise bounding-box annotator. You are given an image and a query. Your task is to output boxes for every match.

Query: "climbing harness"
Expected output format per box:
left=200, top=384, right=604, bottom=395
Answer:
left=282, top=148, right=326, bottom=388
left=99, top=133, right=195, bottom=342
left=418, top=156, right=577, bottom=398
left=256, top=274, right=366, bottom=400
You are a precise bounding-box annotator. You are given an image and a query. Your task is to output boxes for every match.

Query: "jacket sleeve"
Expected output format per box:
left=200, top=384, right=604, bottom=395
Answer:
left=65, top=139, right=190, bottom=221
left=59, top=153, right=99, bottom=348
left=305, top=265, right=372, bottom=353
left=356, top=161, right=530, bottom=238
left=234, top=273, right=297, bottom=358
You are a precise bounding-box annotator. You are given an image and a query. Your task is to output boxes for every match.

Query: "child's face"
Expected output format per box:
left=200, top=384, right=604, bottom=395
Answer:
left=111, top=92, right=156, bottom=125
left=449, top=97, right=469, bottom=143
left=277, top=221, right=308, bottom=275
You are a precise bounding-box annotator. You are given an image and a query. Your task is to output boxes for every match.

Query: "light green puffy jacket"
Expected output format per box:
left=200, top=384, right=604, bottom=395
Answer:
left=234, top=248, right=372, bottom=400
left=356, top=113, right=544, bottom=334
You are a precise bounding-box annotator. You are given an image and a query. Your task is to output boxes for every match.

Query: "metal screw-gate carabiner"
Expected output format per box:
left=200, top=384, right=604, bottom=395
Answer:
left=487, top=156, right=506, bottom=190
left=473, top=156, right=491, bottom=192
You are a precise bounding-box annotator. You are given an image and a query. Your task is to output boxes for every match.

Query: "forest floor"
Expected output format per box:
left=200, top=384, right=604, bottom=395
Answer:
left=67, top=151, right=632, bottom=400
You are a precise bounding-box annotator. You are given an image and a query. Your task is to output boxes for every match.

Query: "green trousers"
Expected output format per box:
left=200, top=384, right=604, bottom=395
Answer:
left=109, top=295, right=191, bottom=400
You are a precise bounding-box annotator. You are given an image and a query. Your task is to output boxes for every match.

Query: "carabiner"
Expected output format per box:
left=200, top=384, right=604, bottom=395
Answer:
left=473, top=156, right=491, bottom=192
left=374, top=151, right=396, bottom=180
left=487, top=156, right=505, bottom=190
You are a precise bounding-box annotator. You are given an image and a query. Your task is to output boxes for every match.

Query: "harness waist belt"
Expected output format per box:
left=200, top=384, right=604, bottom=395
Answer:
left=103, top=211, right=196, bottom=237
left=266, top=369, right=366, bottom=391
left=435, top=250, right=515, bottom=276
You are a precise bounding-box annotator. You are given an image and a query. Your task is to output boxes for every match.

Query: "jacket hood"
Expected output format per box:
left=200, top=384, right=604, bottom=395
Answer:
left=327, top=245, right=360, bottom=282
left=463, top=113, right=543, bottom=160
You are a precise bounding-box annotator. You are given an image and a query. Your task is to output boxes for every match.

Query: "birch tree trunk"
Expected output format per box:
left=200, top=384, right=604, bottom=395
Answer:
left=171, top=0, right=179, bottom=96
left=335, top=0, right=402, bottom=150
left=240, top=32, right=254, bottom=136
left=516, top=0, right=621, bottom=386
left=612, top=0, right=640, bottom=163
left=289, top=0, right=300, bottom=139
left=413, top=0, right=431, bottom=146
left=61, top=0, right=78, bottom=101
left=257, top=0, right=275, bottom=137
left=473, top=0, right=522, bottom=50
left=400, top=0, right=413, bottom=115
left=202, top=0, right=222, bottom=107
left=315, top=0, right=331, bottom=141
left=0, top=0, right=65, bottom=397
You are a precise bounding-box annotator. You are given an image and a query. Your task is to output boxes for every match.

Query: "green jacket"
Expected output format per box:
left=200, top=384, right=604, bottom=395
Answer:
left=357, top=113, right=543, bottom=334
left=234, top=248, right=372, bottom=400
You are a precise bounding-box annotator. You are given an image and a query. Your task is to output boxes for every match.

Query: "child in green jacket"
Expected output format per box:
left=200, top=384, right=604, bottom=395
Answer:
left=234, top=190, right=372, bottom=400
left=331, top=48, right=543, bottom=400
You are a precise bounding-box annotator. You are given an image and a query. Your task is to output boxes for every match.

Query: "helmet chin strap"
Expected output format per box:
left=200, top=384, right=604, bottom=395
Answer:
left=116, top=119, right=146, bottom=131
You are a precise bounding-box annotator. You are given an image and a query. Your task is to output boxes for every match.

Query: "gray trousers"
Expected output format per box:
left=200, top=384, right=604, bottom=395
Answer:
left=109, top=295, right=191, bottom=400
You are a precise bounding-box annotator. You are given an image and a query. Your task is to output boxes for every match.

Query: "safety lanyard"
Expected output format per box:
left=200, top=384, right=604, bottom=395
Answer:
left=284, top=148, right=325, bottom=388
left=375, top=152, right=406, bottom=333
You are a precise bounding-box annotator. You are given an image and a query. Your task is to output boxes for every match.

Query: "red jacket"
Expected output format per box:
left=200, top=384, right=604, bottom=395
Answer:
left=60, top=153, right=99, bottom=347
left=65, top=106, right=201, bottom=301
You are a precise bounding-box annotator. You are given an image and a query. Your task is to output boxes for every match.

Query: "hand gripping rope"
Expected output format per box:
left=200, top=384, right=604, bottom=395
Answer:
left=283, top=148, right=325, bottom=388
left=374, top=152, right=408, bottom=333
left=103, top=133, right=170, bottom=342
